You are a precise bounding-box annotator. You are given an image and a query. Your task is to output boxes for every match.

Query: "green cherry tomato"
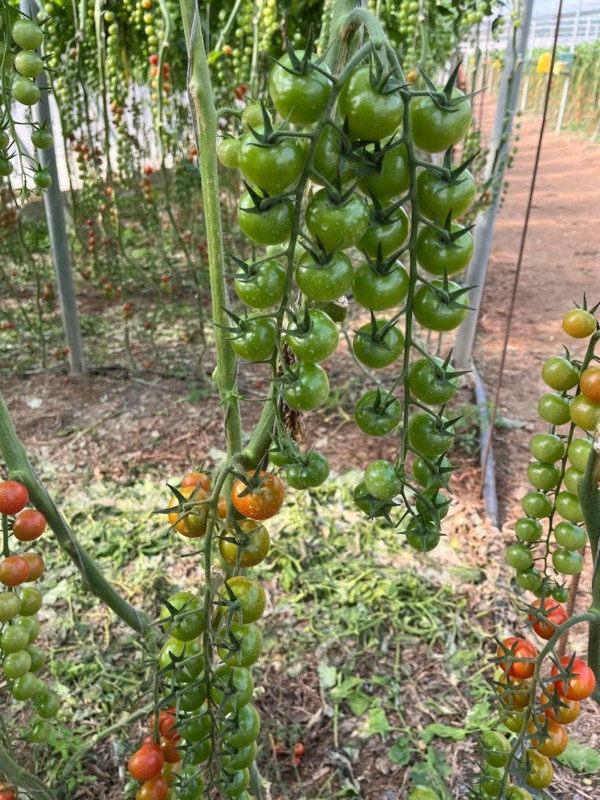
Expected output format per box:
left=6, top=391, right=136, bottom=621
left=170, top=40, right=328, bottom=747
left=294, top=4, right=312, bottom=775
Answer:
left=409, top=356, right=458, bottom=405
left=238, top=130, right=305, bottom=195
left=541, top=356, right=579, bottom=391
left=481, top=731, right=511, bottom=768
left=12, top=75, right=41, bottom=106
left=516, top=569, right=543, bottom=592
left=415, top=487, right=450, bottom=519
left=352, top=260, right=409, bottom=311
left=0, top=592, right=21, bottom=622
left=530, top=433, right=564, bottom=463
left=215, top=767, right=250, bottom=798
left=230, top=317, right=277, bottom=362
left=178, top=705, right=212, bottom=742
left=570, top=394, right=600, bottom=431
left=507, top=788, right=533, bottom=800
left=514, top=517, right=543, bottom=543
left=3, top=650, right=32, bottom=678
left=538, top=393, right=571, bottom=426
left=527, top=461, right=560, bottom=491
left=313, top=125, right=343, bottom=185
left=234, top=259, right=286, bottom=309
left=357, top=141, right=410, bottom=200
left=285, top=451, right=330, bottom=489
left=417, top=166, right=476, bottom=221
left=0, top=130, right=9, bottom=149
left=27, top=645, right=46, bottom=672
left=219, top=520, right=270, bottom=568
left=241, top=104, right=267, bottom=132
left=35, top=690, right=60, bottom=719
left=412, top=455, right=452, bottom=489
left=523, top=749, right=553, bottom=790
left=295, top=251, right=354, bottom=301
left=11, top=671, right=38, bottom=701
left=0, top=157, right=13, bottom=176
left=552, top=548, right=583, bottom=575
left=359, top=206, right=409, bottom=259
left=354, top=389, right=402, bottom=436
left=15, top=50, right=43, bottom=78
left=410, top=88, right=472, bottom=153
left=563, top=466, right=583, bottom=495
left=28, top=719, right=52, bottom=743
left=282, top=362, right=330, bottom=411
left=408, top=413, right=455, bottom=458
left=218, top=138, right=240, bottom=168
left=158, top=637, right=204, bottom=681
left=13, top=615, right=40, bottom=643
left=177, top=767, right=205, bottom=800
left=12, top=19, right=45, bottom=49
left=209, top=665, right=254, bottom=714
left=238, top=191, right=294, bottom=245
left=353, top=318, right=404, bottom=369
left=221, top=703, right=261, bottom=749
left=555, top=491, right=583, bottom=523
left=521, top=491, right=553, bottom=519
left=505, top=544, right=533, bottom=571
left=217, top=622, right=263, bottom=668
left=562, top=308, right=597, bottom=338
left=404, top=518, right=441, bottom=552
left=407, top=789, right=440, bottom=800
left=413, top=280, right=469, bottom=332
left=269, top=53, right=331, bottom=125
left=554, top=521, right=587, bottom=550
left=221, top=742, right=257, bottom=771
left=416, top=223, right=474, bottom=276
left=33, top=169, right=52, bottom=189
left=286, top=309, right=339, bottom=362
left=306, top=189, right=369, bottom=252
left=222, top=577, right=267, bottom=624
left=364, top=460, right=401, bottom=500
left=551, top=585, right=570, bottom=603
left=19, top=587, right=43, bottom=616
left=338, top=64, right=403, bottom=141
left=567, top=438, right=592, bottom=471
left=1, top=625, right=30, bottom=653
left=160, top=591, right=205, bottom=642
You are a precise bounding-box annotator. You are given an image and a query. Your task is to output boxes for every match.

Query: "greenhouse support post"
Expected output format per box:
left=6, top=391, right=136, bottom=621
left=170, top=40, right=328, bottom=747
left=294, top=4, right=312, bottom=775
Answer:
left=453, top=0, right=535, bottom=372
left=555, top=0, right=583, bottom=134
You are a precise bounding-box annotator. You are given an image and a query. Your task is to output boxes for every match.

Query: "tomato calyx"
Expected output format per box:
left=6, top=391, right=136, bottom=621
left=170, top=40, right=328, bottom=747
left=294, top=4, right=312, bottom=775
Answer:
left=160, top=484, right=209, bottom=524
left=272, top=34, right=332, bottom=82
left=355, top=310, right=403, bottom=347
left=353, top=480, right=400, bottom=522
left=240, top=183, right=292, bottom=215
left=419, top=61, right=474, bottom=110
left=361, top=52, right=405, bottom=96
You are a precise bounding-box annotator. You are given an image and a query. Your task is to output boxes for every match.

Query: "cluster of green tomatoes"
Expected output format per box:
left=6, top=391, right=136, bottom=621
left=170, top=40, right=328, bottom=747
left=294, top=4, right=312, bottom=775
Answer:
left=218, top=45, right=477, bottom=554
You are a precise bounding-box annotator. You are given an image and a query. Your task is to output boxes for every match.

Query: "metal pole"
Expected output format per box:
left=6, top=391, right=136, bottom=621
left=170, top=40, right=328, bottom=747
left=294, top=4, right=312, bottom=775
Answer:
left=520, top=20, right=535, bottom=111
left=556, top=0, right=583, bottom=135
left=453, top=0, right=535, bottom=372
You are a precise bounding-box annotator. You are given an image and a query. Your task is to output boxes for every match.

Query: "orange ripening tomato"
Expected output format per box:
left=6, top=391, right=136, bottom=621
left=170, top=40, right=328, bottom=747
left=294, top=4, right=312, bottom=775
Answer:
left=540, top=685, right=580, bottom=724
left=22, top=552, right=45, bottom=582
left=551, top=656, right=596, bottom=700
left=180, top=471, right=211, bottom=492
left=12, top=509, right=47, bottom=541
left=231, top=471, right=285, bottom=520
left=168, top=486, right=209, bottom=538
left=528, top=598, right=568, bottom=640
left=128, top=743, right=165, bottom=781
left=580, top=366, right=600, bottom=402
left=0, top=555, right=30, bottom=586
left=528, top=717, right=568, bottom=757
left=497, top=637, right=538, bottom=679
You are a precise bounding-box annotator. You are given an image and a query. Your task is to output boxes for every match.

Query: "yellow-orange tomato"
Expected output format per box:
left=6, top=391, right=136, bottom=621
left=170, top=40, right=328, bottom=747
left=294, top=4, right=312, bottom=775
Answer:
left=562, top=308, right=596, bottom=339
left=168, top=486, right=209, bottom=538
left=219, top=520, right=271, bottom=568
left=231, top=472, right=284, bottom=520
left=180, top=471, right=211, bottom=492
left=580, top=366, right=600, bottom=403
left=540, top=686, right=580, bottom=724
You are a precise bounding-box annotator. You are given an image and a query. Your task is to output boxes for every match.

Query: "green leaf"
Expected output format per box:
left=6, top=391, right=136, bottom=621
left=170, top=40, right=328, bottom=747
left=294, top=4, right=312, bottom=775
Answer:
left=388, top=736, right=411, bottom=765
left=318, top=663, right=337, bottom=689
left=331, top=676, right=363, bottom=701
left=348, top=691, right=371, bottom=717
left=421, top=723, right=467, bottom=744
left=557, top=739, right=600, bottom=773
left=366, top=706, right=391, bottom=735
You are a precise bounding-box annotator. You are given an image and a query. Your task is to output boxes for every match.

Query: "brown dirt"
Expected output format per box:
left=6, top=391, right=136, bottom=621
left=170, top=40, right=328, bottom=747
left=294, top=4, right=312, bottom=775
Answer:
left=2, top=111, right=600, bottom=800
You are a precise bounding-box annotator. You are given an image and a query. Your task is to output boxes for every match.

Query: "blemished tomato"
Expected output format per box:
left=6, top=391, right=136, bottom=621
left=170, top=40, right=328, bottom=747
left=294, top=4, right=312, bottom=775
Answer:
left=352, top=260, right=409, bottom=311
left=286, top=309, right=339, bottom=363
left=135, top=775, right=169, bottom=800
left=128, top=743, right=165, bottom=781
left=497, top=637, right=538, bottom=679
left=337, top=64, right=403, bottom=141
left=353, top=318, right=404, bottom=369
left=551, top=656, right=596, bottom=700
left=528, top=598, right=568, bottom=639
left=229, top=316, right=278, bottom=362
left=541, top=356, right=579, bottom=391
left=540, top=685, right=580, bottom=724
left=168, top=486, right=209, bottom=538
left=269, top=52, right=331, bottom=125
left=12, top=18, right=44, bottom=49
left=523, top=749, right=553, bottom=790
left=159, top=591, right=205, bottom=641
left=538, top=393, right=571, bottom=425
left=408, top=413, right=455, bottom=459
left=12, top=509, right=46, bottom=541
left=231, top=472, right=284, bottom=520
left=409, top=356, right=458, bottom=405
left=554, top=520, right=587, bottom=550
left=12, top=75, right=40, bottom=106
left=417, top=165, right=476, bottom=221
left=222, top=576, right=267, bottom=624
left=552, top=548, right=584, bottom=575
left=0, top=556, right=30, bottom=587
left=218, top=519, right=271, bottom=567
left=580, top=366, right=600, bottom=402
left=0, top=480, right=29, bottom=515
left=295, top=251, right=354, bottom=301
left=221, top=703, right=261, bottom=749
left=234, top=259, right=286, bottom=309
left=410, top=88, right=472, bottom=153
left=180, top=471, right=211, bottom=492
left=354, top=389, right=402, bottom=436
left=527, top=461, right=560, bottom=491
left=357, top=141, right=410, bottom=200
left=364, top=460, right=401, bottom=500
left=217, top=137, right=240, bottom=168
left=562, top=308, right=596, bottom=338
left=31, top=128, right=54, bottom=150
left=22, top=552, right=44, bottom=581
left=416, top=223, right=474, bottom=276
left=285, top=451, right=330, bottom=489
left=569, top=394, right=600, bottom=431
left=305, top=189, right=369, bottom=252
left=238, top=191, right=294, bottom=245
left=217, top=621, right=263, bottom=667
left=413, top=279, right=469, bottom=332
left=530, top=433, right=564, bottom=463
left=282, top=362, right=330, bottom=411
left=567, top=437, right=592, bottom=471
left=359, top=207, right=409, bottom=262
left=238, top=129, right=305, bottom=195
left=481, top=730, right=511, bottom=768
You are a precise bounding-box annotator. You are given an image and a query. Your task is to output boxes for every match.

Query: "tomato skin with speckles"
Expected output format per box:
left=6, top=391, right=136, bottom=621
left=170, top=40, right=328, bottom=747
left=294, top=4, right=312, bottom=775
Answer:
left=231, top=472, right=285, bottom=520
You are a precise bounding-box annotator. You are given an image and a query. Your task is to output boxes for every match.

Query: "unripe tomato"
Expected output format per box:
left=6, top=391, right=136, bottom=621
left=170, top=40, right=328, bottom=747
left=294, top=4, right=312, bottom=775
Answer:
left=15, top=50, right=44, bottom=78
left=217, top=138, right=240, bottom=168
left=231, top=472, right=284, bottom=520
left=217, top=622, right=263, bottom=667
left=541, top=356, right=579, bottom=391
left=417, top=165, right=476, bottom=221
left=12, top=19, right=45, bottom=49
left=364, top=460, right=401, bottom=500
left=480, top=730, right=511, bottom=768
left=580, top=366, right=600, bottom=402
left=530, top=433, right=564, bottom=463
left=567, top=438, right=592, bottom=471
left=562, top=308, right=596, bottom=338
left=552, top=548, right=583, bottom=575
left=286, top=310, right=339, bottom=363
left=413, top=280, right=469, bottom=332
left=514, top=517, right=543, bottom=543
left=285, top=452, right=330, bottom=489
left=554, top=521, right=587, bottom=550
left=218, top=519, right=271, bottom=567
left=354, top=389, right=402, bottom=437
left=338, top=64, right=403, bottom=141
left=221, top=577, right=267, bottom=624
left=31, top=127, right=53, bottom=149
left=523, top=749, right=553, bottom=789
left=159, top=591, right=205, bottom=641
left=352, top=261, right=409, bottom=311
left=221, top=703, right=261, bottom=749
left=295, top=251, right=354, bottom=301
left=537, top=393, right=571, bottom=426
left=353, top=319, right=404, bottom=369
left=569, top=394, right=600, bottom=431
left=555, top=491, right=583, bottom=523
left=306, top=189, right=369, bottom=252
left=416, top=223, right=474, bottom=276
left=410, top=88, right=471, bottom=153
left=12, top=75, right=41, bottom=106
left=238, top=129, right=305, bottom=195
left=238, top=191, right=293, bottom=245
left=283, top=362, right=330, bottom=411
left=408, top=413, right=454, bottom=459
left=168, top=486, right=209, bottom=538
left=269, top=52, right=331, bottom=125
left=0, top=592, right=21, bottom=621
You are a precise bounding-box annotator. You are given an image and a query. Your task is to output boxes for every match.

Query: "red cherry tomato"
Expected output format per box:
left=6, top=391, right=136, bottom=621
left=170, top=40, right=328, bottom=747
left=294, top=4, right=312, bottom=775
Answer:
left=128, top=743, right=165, bottom=782
left=551, top=656, right=596, bottom=700
left=12, top=509, right=47, bottom=541
left=528, top=599, right=568, bottom=640
left=0, top=480, right=29, bottom=515
left=497, top=637, right=538, bottom=679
